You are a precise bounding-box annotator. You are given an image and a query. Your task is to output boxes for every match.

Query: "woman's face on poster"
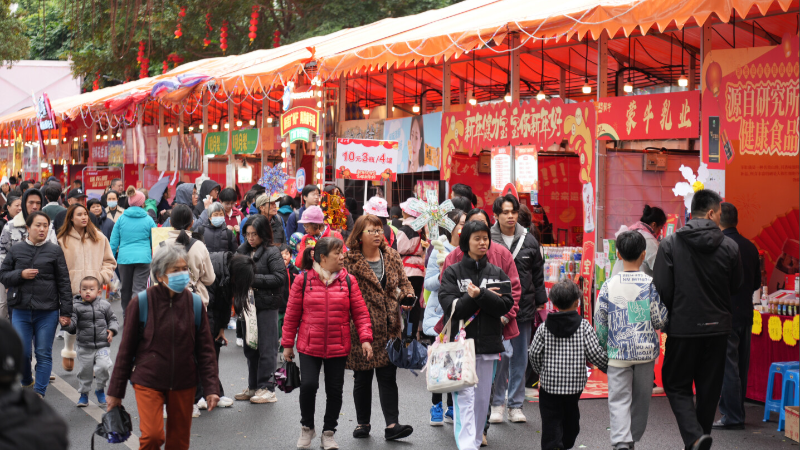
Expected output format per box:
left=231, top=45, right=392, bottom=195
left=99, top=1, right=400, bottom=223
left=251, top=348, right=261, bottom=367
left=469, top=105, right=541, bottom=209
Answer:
left=409, top=120, right=422, bottom=169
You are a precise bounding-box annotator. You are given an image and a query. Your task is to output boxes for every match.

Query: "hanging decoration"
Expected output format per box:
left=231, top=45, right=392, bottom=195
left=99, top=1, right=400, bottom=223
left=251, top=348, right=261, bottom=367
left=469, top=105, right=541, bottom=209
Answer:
left=167, top=53, right=184, bottom=69
left=784, top=319, right=797, bottom=346
left=220, top=20, right=229, bottom=53
left=258, top=164, right=290, bottom=195
left=405, top=191, right=455, bottom=241
left=249, top=6, right=259, bottom=44
left=162, top=60, right=169, bottom=74
left=273, top=29, right=281, bottom=48
left=767, top=315, right=783, bottom=341
left=203, top=13, right=213, bottom=48
left=320, top=191, right=348, bottom=231
left=752, top=310, right=762, bottom=335
left=672, top=163, right=709, bottom=210
left=93, top=71, right=101, bottom=91
left=137, top=41, right=145, bottom=66
left=174, top=6, right=186, bottom=39
left=139, top=56, right=150, bottom=79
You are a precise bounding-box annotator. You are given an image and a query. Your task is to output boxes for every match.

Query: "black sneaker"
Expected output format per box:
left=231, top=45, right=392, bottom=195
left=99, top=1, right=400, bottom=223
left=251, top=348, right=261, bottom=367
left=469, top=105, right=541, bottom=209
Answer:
left=385, top=424, right=413, bottom=441
left=691, top=435, right=713, bottom=450
left=353, top=424, right=371, bottom=439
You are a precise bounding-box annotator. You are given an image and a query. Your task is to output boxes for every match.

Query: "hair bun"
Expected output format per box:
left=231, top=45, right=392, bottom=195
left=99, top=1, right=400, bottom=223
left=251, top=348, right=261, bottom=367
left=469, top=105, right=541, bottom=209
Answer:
left=642, top=205, right=652, bottom=214
left=126, top=186, right=137, bottom=197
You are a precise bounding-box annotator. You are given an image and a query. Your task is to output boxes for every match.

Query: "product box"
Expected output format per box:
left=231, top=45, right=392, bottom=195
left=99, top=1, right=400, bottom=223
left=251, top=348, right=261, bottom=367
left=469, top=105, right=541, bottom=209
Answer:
left=786, top=406, right=799, bottom=443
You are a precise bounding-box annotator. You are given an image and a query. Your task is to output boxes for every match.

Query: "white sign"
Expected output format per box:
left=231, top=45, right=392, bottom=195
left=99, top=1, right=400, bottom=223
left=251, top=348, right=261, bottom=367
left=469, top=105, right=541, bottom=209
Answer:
left=491, top=147, right=511, bottom=192
left=335, top=139, right=400, bottom=181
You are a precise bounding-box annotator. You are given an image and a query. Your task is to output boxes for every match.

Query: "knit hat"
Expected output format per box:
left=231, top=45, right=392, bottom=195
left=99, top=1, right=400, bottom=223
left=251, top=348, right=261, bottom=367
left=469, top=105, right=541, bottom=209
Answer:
left=297, top=205, right=324, bottom=224
left=363, top=196, right=389, bottom=218
left=400, top=197, right=421, bottom=217
left=127, top=186, right=146, bottom=207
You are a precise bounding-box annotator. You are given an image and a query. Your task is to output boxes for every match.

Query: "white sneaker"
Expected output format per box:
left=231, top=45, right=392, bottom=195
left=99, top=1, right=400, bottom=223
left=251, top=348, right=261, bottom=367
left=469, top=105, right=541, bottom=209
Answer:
left=489, top=405, right=505, bottom=423
left=163, top=405, right=168, bottom=419
left=297, top=426, right=316, bottom=449
left=321, top=430, right=339, bottom=449
left=192, top=404, right=201, bottom=418
left=236, top=338, right=243, bottom=347
left=197, top=398, right=208, bottom=410
left=227, top=318, right=236, bottom=329
left=508, top=408, right=527, bottom=423
left=250, top=388, right=277, bottom=404
left=218, top=396, right=234, bottom=408
left=652, top=386, right=665, bottom=395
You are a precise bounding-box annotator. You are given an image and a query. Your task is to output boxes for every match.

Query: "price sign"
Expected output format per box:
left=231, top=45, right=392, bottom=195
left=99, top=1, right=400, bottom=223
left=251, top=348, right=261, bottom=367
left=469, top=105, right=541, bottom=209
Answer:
left=515, top=146, right=539, bottom=193
left=335, top=139, right=399, bottom=181
left=491, top=147, right=511, bottom=192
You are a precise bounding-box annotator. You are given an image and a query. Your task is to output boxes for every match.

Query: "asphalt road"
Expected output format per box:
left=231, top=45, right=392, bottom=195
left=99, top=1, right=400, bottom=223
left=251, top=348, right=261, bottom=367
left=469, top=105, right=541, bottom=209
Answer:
left=41, top=299, right=797, bottom=450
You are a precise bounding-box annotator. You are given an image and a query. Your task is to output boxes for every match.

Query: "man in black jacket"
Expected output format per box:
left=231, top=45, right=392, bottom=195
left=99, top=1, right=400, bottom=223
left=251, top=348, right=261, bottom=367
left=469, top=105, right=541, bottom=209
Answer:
left=488, top=194, right=546, bottom=424
left=653, top=190, right=743, bottom=450
left=714, top=203, right=761, bottom=430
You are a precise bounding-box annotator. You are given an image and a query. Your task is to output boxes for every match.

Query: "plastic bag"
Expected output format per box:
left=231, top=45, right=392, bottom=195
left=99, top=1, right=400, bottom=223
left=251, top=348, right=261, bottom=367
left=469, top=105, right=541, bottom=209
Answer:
left=92, top=406, right=132, bottom=449
left=387, top=337, right=427, bottom=370
left=425, top=299, right=478, bottom=394
left=243, top=289, right=258, bottom=349
left=275, top=361, right=301, bottom=393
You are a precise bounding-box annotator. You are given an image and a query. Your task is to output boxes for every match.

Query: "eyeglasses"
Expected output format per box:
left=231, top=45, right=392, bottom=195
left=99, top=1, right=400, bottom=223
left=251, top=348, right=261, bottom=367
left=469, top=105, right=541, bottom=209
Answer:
left=363, top=229, right=382, bottom=236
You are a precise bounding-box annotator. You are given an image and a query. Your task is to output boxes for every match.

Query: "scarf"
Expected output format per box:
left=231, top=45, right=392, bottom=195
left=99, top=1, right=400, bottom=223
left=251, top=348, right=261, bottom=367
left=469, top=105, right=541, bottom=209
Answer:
left=312, top=261, right=340, bottom=286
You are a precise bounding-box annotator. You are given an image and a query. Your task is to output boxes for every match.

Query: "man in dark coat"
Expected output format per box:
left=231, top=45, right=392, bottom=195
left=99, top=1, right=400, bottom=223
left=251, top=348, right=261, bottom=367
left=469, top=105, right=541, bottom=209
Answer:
left=713, top=203, right=761, bottom=430
left=653, top=190, right=743, bottom=450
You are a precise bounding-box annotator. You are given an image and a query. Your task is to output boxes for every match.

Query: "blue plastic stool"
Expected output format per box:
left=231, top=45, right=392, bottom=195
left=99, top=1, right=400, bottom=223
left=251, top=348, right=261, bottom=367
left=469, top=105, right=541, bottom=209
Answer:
left=778, top=369, right=800, bottom=431
left=764, top=361, right=800, bottom=423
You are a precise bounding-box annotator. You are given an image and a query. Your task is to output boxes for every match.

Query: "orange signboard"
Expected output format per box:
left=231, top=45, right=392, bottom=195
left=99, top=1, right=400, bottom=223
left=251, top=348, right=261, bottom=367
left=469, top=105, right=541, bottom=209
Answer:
left=280, top=106, right=320, bottom=136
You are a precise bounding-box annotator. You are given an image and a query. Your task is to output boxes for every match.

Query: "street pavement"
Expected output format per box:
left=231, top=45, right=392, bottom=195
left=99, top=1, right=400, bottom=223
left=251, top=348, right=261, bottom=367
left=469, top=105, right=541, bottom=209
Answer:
left=42, top=299, right=797, bottom=450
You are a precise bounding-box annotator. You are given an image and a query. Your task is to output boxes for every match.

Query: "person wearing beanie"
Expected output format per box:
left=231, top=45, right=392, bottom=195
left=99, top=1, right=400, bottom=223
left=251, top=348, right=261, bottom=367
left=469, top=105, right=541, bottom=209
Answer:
left=110, top=186, right=157, bottom=317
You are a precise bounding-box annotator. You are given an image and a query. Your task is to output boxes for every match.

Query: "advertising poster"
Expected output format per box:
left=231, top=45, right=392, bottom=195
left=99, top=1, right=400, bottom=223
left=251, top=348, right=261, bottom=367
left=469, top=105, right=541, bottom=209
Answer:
left=596, top=90, right=700, bottom=141
left=383, top=112, right=441, bottom=173
left=515, top=146, right=539, bottom=193
left=91, top=141, right=109, bottom=163
left=490, top=146, right=512, bottom=193
left=157, top=136, right=179, bottom=172
left=178, top=133, right=203, bottom=172
left=414, top=180, right=438, bottom=200
left=84, top=169, right=122, bottom=200
left=204, top=131, right=228, bottom=156
left=335, top=139, right=399, bottom=181
left=538, top=156, right=583, bottom=246
left=702, top=35, right=800, bottom=294
left=108, top=140, right=124, bottom=167
left=339, top=119, right=385, bottom=141
left=143, top=126, right=158, bottom=163
left=231, top=129, right=260, bottom=155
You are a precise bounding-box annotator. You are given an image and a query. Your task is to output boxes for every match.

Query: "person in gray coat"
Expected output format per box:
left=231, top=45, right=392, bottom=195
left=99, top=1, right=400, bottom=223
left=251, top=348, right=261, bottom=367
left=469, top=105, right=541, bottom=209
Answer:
left=63, top=276, right=119, bottom=407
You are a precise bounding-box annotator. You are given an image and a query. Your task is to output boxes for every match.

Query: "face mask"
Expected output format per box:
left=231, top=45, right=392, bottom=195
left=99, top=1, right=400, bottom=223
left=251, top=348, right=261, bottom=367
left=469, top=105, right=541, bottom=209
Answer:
left=210, top=217, right=225, bottom=227
left=107, top=201, right=118, bottom=208
left=166, top=271, right=190, bottom=293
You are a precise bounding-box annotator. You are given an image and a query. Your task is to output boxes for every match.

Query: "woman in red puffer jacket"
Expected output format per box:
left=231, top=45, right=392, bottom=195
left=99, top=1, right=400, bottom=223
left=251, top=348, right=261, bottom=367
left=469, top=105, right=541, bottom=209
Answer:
left=281, top=237, right=373, bottom=450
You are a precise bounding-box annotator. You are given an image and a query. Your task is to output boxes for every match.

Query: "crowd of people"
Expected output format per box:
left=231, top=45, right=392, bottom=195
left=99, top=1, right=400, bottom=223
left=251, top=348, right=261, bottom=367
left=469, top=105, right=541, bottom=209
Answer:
left=0, top=175, right=760, bottom=450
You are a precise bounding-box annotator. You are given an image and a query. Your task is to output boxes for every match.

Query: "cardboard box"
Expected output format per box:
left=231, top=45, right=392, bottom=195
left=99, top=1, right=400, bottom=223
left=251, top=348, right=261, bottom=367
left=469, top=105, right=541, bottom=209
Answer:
left=786, top=406, right=799, bottom=443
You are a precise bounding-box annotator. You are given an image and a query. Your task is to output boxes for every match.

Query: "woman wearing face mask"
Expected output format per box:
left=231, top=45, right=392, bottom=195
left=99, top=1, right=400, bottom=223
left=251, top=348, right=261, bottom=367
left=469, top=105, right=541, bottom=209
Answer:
left=104, top=190, right=125, bottom=223
left=56, top=204, right=117, bottom=373
left=200, top=202, right=239, bottom=253
left=0, top=211, right=73, bottom=398
left=235, top=215, right=288, bottom=405
left=438, top=221, right=514, bottom=450
left=294, top=206, right=346, bottom=269
left=106, top=244, right=220, bottom=449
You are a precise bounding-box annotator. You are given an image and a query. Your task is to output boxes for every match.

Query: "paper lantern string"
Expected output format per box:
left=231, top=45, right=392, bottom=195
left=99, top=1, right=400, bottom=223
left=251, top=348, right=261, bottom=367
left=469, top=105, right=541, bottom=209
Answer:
left=405, top=190, right=455, bottom=241
left=258, top=165, right=289, bottom=196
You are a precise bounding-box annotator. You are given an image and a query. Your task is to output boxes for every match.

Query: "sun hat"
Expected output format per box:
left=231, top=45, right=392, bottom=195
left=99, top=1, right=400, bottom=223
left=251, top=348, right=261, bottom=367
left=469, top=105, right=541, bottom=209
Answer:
left=399, top=197, right=421, bottom=218
left=363, top=196, right=389, bottom=218
left=297, top=205, right=325, bottom=224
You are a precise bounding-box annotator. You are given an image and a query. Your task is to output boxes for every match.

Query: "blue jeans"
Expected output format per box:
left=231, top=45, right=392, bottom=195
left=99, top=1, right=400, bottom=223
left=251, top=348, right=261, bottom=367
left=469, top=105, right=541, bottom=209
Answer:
left=491, top=320, right=532, bottom=409
left=12, top=309, right=59, bottom=396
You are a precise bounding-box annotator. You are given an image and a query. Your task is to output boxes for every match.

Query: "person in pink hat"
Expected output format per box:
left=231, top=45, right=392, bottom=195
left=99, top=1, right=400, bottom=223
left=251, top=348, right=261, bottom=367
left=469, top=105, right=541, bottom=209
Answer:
left=295, top=206, right=347, bottom=269
left=363, top=197, right=397, bottom=251
left=396, top=198, right=427, bottom=338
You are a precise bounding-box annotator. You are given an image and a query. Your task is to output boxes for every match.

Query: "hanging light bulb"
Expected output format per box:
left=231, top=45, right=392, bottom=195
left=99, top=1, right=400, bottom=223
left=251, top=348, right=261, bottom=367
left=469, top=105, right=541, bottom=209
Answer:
left=316, top=151, right=321, bottom=157
left=188, top=126, right=194, bottom=131
left=316, top=161, right=322, bottom=168
left=73, top=137, right=78, bottom=142
left=468, top=97, right=477, bottom=106
left=198, top=124, right=204, bottom=130
left=536, top=89, right=546, bottom=101
left=235, top=120, right=242, bottom=127
left=281, top=141, right=287, bottom=148
left=267, top=117, right=273, bottom=124
left=677, top=73, right=688, bottom=87
left=363, top=107, right=370, bottom=116
left=281, top=152, right=286, bottom=158
left=316, top=139, right=322, bottom=147
left=224, top=123, right=230, bottom=129
left=412, top=104, right=420, bottom=113
left=83, top=134, right=87, bottom=138
left=167, top=127, right=174, bottom=133
left=623, top=81, right=633, bottom=93
left=582, top=78, right=591, bottom=94
left=316, top=101, right=322, bottom=108
left=95, top=134, right=101, bottom=140
left=212, top=124, right=218, bottom=130
left=116, top=132, right=121, bottom=137
left=504, top=91, right=512, bottom=103
left=103, top=135, right=108, bottom=140
left=249, top=119, right=256, bottom=126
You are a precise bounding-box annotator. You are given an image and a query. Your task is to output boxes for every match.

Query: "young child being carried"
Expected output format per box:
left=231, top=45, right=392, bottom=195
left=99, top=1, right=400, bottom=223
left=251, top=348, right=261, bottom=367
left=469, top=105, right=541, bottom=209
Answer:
left=529, top=279, right=608, bottom=450
left=64, top=276, right=119, bottom=407
left=594, top=230, right=668, bottom=450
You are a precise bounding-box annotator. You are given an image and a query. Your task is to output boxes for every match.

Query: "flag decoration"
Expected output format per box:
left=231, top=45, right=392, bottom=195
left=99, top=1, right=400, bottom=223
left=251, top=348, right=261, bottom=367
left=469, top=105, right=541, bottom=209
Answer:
left=258, top=164, right=290, bottom=196
left=406, top=190, right=455, bottom=241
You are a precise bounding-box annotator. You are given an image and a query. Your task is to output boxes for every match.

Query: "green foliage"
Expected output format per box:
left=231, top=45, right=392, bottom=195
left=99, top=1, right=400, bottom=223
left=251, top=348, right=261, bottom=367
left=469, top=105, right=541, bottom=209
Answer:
left=0, top=0, right=32, bottom=66
left=16, top=0, right=72, bottom=61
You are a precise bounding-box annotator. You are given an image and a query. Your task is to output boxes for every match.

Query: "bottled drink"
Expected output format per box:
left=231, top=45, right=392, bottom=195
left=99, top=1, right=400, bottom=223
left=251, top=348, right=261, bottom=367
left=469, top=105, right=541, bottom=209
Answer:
left=760, top=287, right=769, bottom=311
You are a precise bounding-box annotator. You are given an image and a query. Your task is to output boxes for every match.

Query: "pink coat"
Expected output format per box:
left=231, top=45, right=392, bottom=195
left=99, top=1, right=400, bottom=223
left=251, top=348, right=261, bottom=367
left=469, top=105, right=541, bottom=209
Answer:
left=281, top=268, right=373, bottom=359
left=436, top=245, right=521, bottom=340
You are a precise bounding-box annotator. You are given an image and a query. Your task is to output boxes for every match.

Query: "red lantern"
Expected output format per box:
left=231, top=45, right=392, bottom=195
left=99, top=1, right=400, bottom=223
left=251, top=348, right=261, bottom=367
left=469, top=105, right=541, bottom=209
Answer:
left=204, top=13, right=213, bottom=48
left=175, top=6, right=186, bottom=39
left=220, top=20, right=229, bottom=53
left=163, top=61, right=169, bottom=74
left=137, top=41, right=145, bottom=65
left=273, top=30, right=280, bottom=48
left=249, top=6, right=259, bottom=43
left=93, top=72, right=101, bottom=91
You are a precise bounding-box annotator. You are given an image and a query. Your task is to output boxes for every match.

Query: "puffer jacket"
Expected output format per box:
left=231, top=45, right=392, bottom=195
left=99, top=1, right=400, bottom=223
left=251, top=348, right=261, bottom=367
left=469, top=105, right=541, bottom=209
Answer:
left=396, top=217, right=425, bottom=278
left=439, top=253, right=515, bottom=355
left=0, top=189, right=58, bottom=265
left=236, top=242, right=287, bottom=310
left=490, top=222, right=547, bottom=322
left=63, top=296, right=119, bottom=349
left=58, top=229, right=117, bottom=294
left=295, top=226, right=346, bottom=269
left=200, top=221, right=238, bottom=253
left=206, top=251, right=233, bottom=336
left=109, top=206, right=156, bottom=265
left=281, top=264, right=373, bottom=359
left=423, top=239, right=456, bottom=336
left=0, top=240, right=73, bottom=317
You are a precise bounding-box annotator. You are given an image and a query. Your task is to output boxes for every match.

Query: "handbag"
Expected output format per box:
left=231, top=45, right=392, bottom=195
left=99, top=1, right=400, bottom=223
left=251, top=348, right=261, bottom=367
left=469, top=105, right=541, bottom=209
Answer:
left=425, top=299, right=479, bottom=394
left=243, top=289, right=258, bottom=349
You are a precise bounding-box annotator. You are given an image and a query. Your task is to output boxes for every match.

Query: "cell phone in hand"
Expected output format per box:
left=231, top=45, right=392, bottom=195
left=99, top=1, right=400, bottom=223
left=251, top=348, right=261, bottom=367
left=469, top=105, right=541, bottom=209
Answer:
left=486, top=281, right=511, bottom=295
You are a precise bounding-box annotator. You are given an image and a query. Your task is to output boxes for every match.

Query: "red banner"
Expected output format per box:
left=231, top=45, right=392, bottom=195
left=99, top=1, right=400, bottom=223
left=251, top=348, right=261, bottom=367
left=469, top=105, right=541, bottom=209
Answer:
left=84, top=169, right=121, bottom=191
left=91, top=142, right=109, bottom=163
left=596, top=90, right=700, bottom=140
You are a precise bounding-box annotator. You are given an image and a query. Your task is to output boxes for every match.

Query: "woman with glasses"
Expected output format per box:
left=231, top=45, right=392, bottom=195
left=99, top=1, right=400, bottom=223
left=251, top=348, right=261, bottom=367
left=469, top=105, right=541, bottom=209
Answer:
left=344, top=215, right=416, bottom=441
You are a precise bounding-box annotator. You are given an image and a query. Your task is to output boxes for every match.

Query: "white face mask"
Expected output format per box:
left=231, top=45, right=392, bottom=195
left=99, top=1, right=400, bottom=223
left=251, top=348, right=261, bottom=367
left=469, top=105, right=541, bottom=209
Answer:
left=210, top=216, right=225, bottom=227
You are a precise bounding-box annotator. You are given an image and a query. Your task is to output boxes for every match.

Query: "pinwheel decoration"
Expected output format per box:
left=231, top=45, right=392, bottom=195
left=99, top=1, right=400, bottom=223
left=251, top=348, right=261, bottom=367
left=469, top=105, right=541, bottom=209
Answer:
left=405, top=190, right=455, bottom=241
left=321, top=191, right=348, bottom=231
left=672, top=162, right=709, bottom=210
left=258, top=164, right=290, bottom=196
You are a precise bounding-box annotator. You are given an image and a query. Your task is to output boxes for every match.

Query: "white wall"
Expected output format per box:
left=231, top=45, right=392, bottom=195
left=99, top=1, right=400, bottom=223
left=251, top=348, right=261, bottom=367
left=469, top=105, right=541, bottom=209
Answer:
left=0, top=60, right=81, bottom=118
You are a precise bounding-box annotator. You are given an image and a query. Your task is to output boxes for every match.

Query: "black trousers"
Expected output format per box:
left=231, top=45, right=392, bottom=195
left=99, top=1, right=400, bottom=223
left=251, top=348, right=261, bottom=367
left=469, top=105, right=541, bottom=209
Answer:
left=662, top=335, right=728, bottom=449
left=196, top=312, right=225, bottom=402
left=432, top=392, right=453, bottom=407
left=298, top=353, right=347, bottom=432
left=353, top=365, right=400, bottom=426
left=539, top=389, right=582, bottom=450
left=406, top=276, right=424, bottom=339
